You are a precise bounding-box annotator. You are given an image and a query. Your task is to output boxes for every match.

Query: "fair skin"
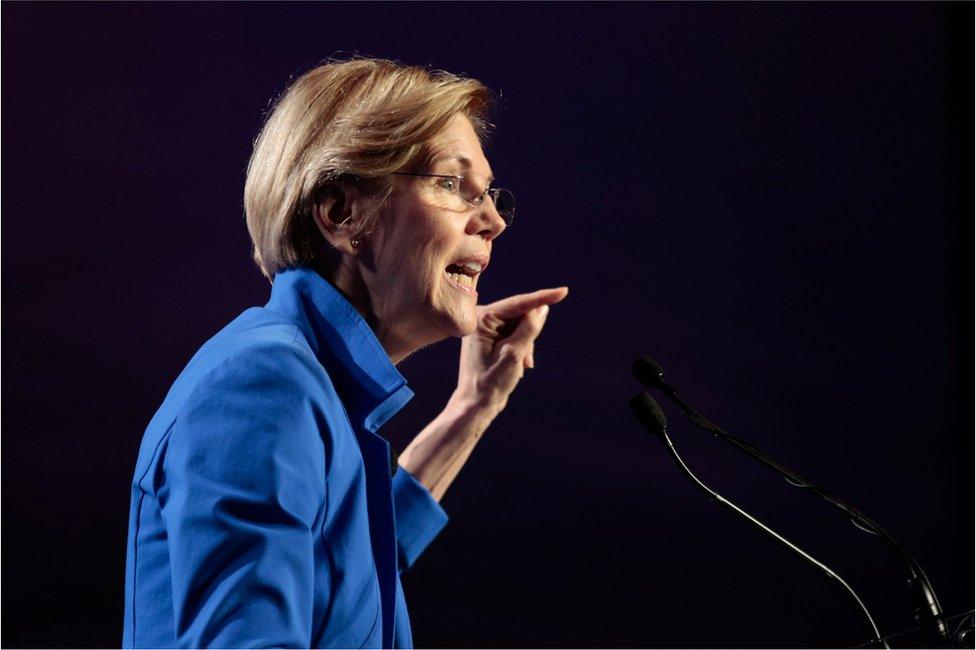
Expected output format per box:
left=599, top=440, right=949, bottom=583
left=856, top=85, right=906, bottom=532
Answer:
left=314, top=113, right=568, bottom=501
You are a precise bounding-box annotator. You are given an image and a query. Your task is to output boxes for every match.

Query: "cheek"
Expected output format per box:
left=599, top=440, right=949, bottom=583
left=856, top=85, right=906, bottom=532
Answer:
left=375, top=205, right=473, bottom=329
left=381, top=224, right=451, bottom=301
left=418, top=238, right=452, bottom=294
left=374, top=212, right=436, bottom=278
left=411, top=221, right=457, bottom=286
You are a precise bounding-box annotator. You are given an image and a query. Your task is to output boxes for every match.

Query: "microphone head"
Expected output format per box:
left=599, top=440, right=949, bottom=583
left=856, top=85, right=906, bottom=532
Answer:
left=632, top=356, right=666, bottom=388
left=629, top=392, right=668, bottom=437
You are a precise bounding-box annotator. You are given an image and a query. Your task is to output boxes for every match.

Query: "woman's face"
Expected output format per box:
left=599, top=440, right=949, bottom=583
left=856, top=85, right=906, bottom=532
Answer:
left=360, top=114, right=507, bottom=357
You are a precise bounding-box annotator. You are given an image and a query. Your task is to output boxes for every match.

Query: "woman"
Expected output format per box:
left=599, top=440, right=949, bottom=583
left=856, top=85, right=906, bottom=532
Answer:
left=122, top=58, right=567, bottom=648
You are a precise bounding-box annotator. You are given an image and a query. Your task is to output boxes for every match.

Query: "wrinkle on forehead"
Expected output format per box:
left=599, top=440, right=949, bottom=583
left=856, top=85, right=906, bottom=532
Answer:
left=428, top=153, right=495, bottom=185
left=420, top=115, right=495, bottom=183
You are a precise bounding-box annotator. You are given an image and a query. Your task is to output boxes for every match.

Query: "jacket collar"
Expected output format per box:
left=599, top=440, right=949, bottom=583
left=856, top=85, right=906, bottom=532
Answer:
left=265, top=266, right=413, bottom=433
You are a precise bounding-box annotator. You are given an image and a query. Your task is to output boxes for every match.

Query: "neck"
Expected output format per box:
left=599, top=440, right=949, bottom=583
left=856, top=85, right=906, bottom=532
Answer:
left=313, top=259, right=426, bottom=365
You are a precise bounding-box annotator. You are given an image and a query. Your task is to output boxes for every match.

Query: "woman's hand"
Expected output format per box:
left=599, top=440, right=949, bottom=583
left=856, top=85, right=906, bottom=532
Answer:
left=453, top=287, right=569, bottom=417
left=400, top=287, right=569, bottom=501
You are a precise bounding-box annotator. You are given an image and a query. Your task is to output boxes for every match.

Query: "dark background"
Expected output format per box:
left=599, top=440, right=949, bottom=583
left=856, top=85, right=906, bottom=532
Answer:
left=2, top=3, right=972, bottom=648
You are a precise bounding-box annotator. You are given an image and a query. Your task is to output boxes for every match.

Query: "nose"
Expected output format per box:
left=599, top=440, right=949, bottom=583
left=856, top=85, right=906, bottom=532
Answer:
left=468, top=199, right=507, bottom=241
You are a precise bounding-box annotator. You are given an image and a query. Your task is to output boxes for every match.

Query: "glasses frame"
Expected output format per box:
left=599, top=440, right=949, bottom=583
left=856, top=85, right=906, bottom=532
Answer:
left=392, top=172, right=516, bottom=225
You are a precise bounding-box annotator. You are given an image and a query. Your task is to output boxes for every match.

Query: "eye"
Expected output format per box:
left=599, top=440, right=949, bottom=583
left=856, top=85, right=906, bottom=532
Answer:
left=436, top=177, right=461, bottom=194
left=467, top=181, right=490, bottom=206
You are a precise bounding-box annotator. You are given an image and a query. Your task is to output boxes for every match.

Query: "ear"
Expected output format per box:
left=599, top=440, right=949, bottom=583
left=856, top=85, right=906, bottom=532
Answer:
left=311, top=184, right=363, bottom=255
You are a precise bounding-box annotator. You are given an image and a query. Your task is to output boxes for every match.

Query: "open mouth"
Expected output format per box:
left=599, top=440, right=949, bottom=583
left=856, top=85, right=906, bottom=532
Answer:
left=444, top=255, right=488, bottom=296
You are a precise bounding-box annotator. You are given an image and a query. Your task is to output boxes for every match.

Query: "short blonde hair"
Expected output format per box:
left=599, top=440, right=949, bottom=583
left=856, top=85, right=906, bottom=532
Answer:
left=244, top=57, right=494, bottom=281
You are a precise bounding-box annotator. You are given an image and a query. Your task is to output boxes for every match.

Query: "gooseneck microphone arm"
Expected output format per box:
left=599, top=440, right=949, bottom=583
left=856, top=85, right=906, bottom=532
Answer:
left=629, top=393, right=888, bottom=649
left=632, top=356, right=947, bottom=644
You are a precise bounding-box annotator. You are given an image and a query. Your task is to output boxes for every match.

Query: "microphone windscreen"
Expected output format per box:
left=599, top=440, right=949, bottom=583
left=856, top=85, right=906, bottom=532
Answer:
left=629, top=392, right=668, bottom=437
left=632, top=356, right=665, bottom=387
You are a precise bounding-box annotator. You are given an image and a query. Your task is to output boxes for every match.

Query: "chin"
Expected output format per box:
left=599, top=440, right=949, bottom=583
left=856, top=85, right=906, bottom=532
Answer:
left=455, top=312, right=478, bottom=337
left=432, top=305, right=477, bottom=339
left=425, top=275, right=478, bottom=339
left=428, top=298, right=476, bottom=339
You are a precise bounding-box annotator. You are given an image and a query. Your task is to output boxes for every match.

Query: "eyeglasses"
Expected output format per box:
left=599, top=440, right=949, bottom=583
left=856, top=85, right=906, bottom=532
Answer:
left=392, top=172, right=516, bottom=226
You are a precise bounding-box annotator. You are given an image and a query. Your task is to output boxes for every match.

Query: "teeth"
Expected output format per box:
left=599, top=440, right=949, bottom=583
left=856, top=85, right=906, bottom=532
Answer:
left=461, top=261, right=483, bottom=274
left=446, top=271, right=475, bottom=289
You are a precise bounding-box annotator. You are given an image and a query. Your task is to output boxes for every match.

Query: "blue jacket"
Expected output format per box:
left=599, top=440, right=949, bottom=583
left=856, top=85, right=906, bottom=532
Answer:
left=123, top=267, right=448, bottom=648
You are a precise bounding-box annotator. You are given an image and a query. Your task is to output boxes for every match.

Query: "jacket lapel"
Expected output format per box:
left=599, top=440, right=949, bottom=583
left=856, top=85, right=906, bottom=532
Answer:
left=267, top=268, right=414, bottom=648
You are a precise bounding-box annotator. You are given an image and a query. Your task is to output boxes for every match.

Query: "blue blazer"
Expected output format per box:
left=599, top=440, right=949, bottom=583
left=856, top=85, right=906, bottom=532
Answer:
left=123, top=267, right=448, bottom=648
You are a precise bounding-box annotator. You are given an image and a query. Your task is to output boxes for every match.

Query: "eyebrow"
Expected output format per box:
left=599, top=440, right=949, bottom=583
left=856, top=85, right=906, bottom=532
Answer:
left=430, top=154, right=495, bottom=185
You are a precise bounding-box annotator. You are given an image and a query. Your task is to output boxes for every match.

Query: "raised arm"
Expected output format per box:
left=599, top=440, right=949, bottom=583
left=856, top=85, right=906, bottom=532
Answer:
left=398, top=287, right=568, bottom=502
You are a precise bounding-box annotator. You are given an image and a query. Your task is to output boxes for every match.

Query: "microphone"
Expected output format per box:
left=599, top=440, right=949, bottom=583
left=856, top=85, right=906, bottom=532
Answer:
left=629, top=391, right=887, bottom=648
left=628, top=392, right=668, bottom=437
left=632, top=355, right=948, bottom=645
left=632, top=356, right=724, bottom=433
left=632, top=355, right=665, bottom=390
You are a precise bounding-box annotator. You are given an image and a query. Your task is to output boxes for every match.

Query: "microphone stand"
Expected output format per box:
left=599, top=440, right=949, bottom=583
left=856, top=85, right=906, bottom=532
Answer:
left=855, top=609, right=974, bottom=649
left=633, top=357, right=949, bottom=646
left=630, top=392, right=888, bottom=648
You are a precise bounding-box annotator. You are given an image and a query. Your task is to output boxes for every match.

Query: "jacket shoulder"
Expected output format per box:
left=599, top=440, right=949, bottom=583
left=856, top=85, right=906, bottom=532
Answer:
left=169, top=307, right=323, bottom=403
left=133, top=307, right=335, bottom=489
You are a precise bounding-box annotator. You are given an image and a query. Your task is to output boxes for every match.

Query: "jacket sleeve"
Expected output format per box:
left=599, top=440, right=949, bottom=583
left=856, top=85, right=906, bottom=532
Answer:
left=392, top=467, right=448, bottom=571
left=159, top=344, right=327, bottom=648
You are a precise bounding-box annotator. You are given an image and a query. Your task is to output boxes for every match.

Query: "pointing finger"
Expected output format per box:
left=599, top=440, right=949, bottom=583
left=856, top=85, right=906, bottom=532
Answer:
left=483, top=287, right=568, bottom=320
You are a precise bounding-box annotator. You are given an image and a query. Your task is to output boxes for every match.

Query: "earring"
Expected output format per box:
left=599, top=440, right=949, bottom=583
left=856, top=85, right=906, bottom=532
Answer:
left=350, top=238, right=362, bottom=249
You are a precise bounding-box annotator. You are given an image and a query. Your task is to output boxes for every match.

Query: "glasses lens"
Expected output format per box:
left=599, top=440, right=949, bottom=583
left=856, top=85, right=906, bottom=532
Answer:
left=492, top=188, right=516, bottom=225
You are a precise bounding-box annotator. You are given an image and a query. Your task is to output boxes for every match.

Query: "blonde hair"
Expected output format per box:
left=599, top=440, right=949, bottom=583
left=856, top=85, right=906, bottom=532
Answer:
left=244, top=57, right=494, bottom=281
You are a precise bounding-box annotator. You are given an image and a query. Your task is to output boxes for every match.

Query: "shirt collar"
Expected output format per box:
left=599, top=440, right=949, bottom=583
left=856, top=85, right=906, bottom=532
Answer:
left=265, top=266, right=414, bottom=433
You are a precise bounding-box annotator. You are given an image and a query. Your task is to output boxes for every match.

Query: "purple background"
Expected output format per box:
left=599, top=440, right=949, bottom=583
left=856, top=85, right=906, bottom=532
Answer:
left=2, top=3, right=971, bottom=648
